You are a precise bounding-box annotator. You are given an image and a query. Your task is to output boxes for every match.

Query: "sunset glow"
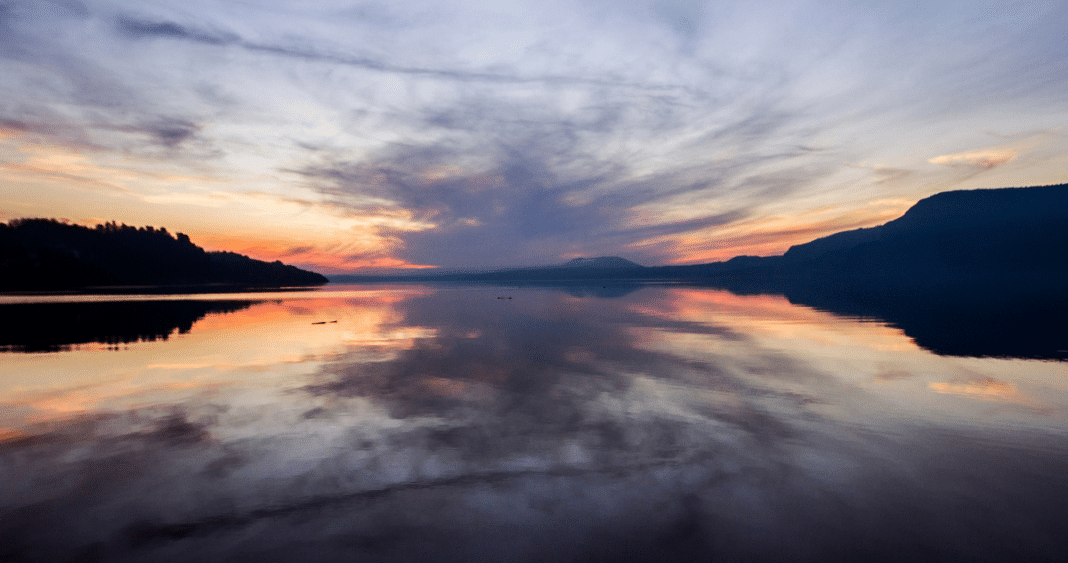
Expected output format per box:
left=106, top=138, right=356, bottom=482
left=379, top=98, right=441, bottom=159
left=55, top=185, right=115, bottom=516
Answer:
left=2, top=0, right=1067, bottom=271
left=0, top=289, right=431, bottom=434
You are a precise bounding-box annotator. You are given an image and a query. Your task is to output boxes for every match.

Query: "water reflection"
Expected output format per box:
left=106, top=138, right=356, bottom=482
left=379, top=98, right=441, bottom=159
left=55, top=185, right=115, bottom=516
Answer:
left=0, top=300, right=256, bottom=353
left=1, top=285, right=1066, bottom=562
left=701, top=278, right=1068, bottom=361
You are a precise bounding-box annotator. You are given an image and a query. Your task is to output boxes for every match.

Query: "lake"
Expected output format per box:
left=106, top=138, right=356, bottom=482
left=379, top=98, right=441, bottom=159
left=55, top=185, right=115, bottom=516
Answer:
left=1, top=283, right=1066, bottom=562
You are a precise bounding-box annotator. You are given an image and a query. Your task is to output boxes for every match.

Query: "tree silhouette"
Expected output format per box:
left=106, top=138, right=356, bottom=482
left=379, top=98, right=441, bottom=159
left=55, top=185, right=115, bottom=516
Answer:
left=0, top=218, right=327, bottom=290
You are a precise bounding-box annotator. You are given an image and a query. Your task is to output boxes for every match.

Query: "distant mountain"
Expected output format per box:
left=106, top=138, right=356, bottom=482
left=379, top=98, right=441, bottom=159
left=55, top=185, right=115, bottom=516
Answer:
left=0, top=218, right=328, bottom=291
left=329, top=256, right=645, bottom=283
left=562, top=256, right=643, bottom=269
left=330, top=183, right=1068, bottom=287
left=461, top=256, right=645, bottom=281
left=630, top=182, right=1068, bottom=282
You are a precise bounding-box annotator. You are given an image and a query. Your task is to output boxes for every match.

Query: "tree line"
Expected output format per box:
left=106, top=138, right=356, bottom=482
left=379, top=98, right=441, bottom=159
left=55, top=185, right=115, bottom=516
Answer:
left=0, top=218, right=327, bottom=290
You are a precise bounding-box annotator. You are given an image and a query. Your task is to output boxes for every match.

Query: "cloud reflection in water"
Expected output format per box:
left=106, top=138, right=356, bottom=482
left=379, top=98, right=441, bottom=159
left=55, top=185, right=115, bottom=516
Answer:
left=1, top=285, right=1067, bottom=562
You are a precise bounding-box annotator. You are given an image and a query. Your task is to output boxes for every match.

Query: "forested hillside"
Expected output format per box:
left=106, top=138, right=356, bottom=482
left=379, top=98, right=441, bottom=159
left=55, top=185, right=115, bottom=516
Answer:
left=0, top=219, right=327, bottom=290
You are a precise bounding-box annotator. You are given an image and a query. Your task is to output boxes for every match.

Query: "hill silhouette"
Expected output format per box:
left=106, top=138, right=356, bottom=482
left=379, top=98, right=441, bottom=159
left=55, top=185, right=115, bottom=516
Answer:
left=777, top=183, right=1068, bottom=277
left=330, top=184, right=1068, bottom=286
left=0, top=218, right=327, bottom=291
left=562, top=256, right=643, bottom=269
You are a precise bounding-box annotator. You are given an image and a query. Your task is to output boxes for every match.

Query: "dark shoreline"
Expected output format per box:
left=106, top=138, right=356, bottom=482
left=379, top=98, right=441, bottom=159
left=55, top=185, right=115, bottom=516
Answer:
left=0, top=283, right=326, bottom=297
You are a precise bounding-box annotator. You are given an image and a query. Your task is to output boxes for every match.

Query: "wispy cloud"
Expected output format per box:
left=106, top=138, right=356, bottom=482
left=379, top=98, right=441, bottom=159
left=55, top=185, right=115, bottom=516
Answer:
left=295, top=115, right=807, bottom=268
left=1, top=0, right=1067, bottom=269
left=131, top=117, right=201, bottom=148
left=112, top=12, right=692, bottom=91
left=116, top=15, right=237, bottom=45
left=929, top=148, right=1018, bottom=169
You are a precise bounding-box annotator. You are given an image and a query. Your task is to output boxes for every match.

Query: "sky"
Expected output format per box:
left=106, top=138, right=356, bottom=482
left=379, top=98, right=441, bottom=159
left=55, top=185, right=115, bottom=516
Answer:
left=1, top=0, right=1067, bottom=273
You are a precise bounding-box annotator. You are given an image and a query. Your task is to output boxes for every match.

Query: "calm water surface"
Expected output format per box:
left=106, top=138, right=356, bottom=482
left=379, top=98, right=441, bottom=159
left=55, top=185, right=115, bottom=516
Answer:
left=1, top=284, right=1066, bottom=562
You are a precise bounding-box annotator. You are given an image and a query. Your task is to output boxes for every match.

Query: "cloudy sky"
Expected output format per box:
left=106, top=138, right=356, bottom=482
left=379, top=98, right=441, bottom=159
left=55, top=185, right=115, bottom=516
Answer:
left=2, top=0, right=1066, bottom=272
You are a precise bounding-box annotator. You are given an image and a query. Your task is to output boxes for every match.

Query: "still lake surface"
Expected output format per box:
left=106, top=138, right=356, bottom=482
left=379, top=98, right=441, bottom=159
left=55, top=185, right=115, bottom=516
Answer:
left=1, top=283, right=1066, bottom=562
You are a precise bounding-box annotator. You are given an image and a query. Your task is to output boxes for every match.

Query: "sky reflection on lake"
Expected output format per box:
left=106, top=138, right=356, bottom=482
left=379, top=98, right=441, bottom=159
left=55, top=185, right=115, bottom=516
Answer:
left=1, top=285, right=1066, bottom=562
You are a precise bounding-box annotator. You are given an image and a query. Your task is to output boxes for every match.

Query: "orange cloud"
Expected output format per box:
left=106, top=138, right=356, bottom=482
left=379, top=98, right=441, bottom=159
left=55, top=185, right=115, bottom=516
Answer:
left=929, top=376, right=1017, bottom=400
left=927, top=375, right=1046, bottom=411
left=196, top=234, right=437, bottom=273
left=929, top=148, right=1017, bottom=169
left=663, top=201, right=910, bottom=263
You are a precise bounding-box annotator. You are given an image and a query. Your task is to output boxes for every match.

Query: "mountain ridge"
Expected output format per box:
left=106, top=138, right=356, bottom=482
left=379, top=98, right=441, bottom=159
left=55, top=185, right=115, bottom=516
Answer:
left=783, top=183, right=1068, bottom=265
left=327, top=182, right=1068, bottom=284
